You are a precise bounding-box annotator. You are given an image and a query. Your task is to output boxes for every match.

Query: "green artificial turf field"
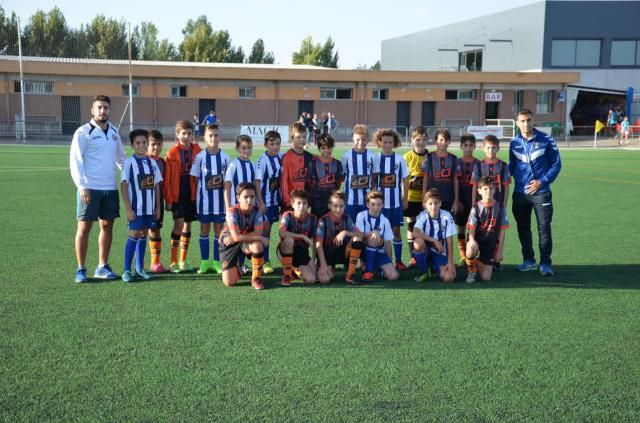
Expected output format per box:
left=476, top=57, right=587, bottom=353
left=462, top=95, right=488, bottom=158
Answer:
left=0, top=144, right=639, bottom=421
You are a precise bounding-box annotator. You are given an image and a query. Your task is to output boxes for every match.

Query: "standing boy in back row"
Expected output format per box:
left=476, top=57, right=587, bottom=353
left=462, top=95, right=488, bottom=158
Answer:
left=281, top=122, right=313, bottom=209
left=341, top=124, right=378, bottom=223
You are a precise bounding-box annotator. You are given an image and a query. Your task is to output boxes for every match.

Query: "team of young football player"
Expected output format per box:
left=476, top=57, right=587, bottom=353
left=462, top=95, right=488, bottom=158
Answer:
left=115, top=120, right=512, bottom=287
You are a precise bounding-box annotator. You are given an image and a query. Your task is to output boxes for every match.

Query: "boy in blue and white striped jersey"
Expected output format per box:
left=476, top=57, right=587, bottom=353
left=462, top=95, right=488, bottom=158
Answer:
left=341, top=124, right=378, bottom=223
left=254, top=130, right=282, bottom=274
left=120, top=129, right=163, bottom=282
left=191, top=124, right=231, bottom=274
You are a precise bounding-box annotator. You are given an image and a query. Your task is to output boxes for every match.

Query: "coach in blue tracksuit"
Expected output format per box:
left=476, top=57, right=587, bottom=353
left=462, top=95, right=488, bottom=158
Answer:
left=509, top=108, right=562, bottom=277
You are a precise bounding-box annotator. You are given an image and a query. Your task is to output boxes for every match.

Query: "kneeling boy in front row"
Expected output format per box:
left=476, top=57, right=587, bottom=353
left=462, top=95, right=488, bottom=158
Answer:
left=279, top=190, right=317, bottom=286
left=356, top=190, right=399, bottom=284
left=412, top=188, right=457, bottom=283
left=465, top=176, right=509, bottom=283
left=219, top=182, right=268, bottom=290
left=315, top=192, right=363, bottom=284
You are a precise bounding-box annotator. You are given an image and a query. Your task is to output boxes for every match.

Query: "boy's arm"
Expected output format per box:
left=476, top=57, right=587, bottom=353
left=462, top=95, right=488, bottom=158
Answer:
left=471, top=183, right=478, bottom=206
left=280, top=156, right=291, bottom=207
left=384, top=240, right=393, bottom=258
left=452, top=173, right=460, bottom=212
left=120, top=180, right=135, bottom=221
left=224, top=181, right=232, bottom=210
left=315, top=239, right=328, bottom=268
left=154, top=183, right=161, bottom=219
left=402, top=176, right=409, bottom=210
left=503, top=183, right=510, bottom=210
left=254, top=179, right=266, bottom=214
left=69, top=129, right=88, bottom=192
left=445, top=236, right=454, bottom=265
left=495, top=227, right=506, bottom=262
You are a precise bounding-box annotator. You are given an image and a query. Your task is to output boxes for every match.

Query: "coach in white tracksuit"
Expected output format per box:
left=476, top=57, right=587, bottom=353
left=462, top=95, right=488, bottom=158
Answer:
left=69, top=95, right=126, bottom=282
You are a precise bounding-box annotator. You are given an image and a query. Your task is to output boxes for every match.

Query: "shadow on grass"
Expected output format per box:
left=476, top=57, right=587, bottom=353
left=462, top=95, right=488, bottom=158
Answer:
left=75, top=264, right=639, bottom=290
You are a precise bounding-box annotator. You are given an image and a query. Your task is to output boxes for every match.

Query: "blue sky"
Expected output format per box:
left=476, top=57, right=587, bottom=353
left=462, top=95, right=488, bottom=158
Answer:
left=4, top=0, right=537, bottom=68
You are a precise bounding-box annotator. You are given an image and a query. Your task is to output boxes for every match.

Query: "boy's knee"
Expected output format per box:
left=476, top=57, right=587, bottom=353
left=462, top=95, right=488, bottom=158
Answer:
left=413, top=239, right=425, bottom=252
left=281, top=237, right=294, bottom=249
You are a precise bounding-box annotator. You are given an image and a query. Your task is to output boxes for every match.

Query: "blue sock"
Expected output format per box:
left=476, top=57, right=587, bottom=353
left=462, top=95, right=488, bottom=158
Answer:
left=414, top=251, right=427, bottom=273
left=213, top=237, right=220, bottom=261
left=365, top=247, right=377, bottom=273
left=239, top=255, right=245, bottom=268
left=199, top=236, right=210, bottom=261
left=135, top=237, right=147, bottom=271
left=264, top=245, right=270, bottom=263
left=393, top=240, right=403, bottom=263
left=124, top=236, right=138, bottom=272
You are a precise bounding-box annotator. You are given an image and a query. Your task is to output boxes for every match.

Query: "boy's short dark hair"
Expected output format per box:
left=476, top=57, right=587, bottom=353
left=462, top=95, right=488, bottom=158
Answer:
left=374, top=128, right=401, bottom=148
left=317, top=133, right=335, bottom=149
left=235, top=134, right=252, bottom=148
left=366, top=190, right=384, bottom=204
left=434, top=128, right=451, bottom=142
left=477, top=176, right=495, bottom=188
left=290, top=122, right=306, bottom=137
left=329, top=191, right=346, bottom=204
left=264, top=130, right=281, bottom=145
left=129, top=128, right=148, bottom=144
left=518, top=108, right=533, bottom=117
left=92, top=94, right=111, bottom=105
left=149, top=129, right=163, bottom=142
left=423, top=188, right=441, bottom=203
left=291, top=190, right=308, bottom=203
left=460, top=134, right=476, bottom=145
left=236, top=182, right=256, bottom=196
left=483, top=135, right=499, bottom=146
left=205, top=124, right=219, bottom=132
left=175, top=119, right=194, bottom=133
left=412, top=126, right=428, bottom=139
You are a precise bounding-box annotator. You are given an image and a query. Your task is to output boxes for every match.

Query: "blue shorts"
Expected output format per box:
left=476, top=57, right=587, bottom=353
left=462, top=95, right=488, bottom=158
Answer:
left=265, top=206, right=281, bottom=224
left=128, top=215, right=155, bottom=230
left=198, top=213, right=225, bottom=224
left=346, top=204, right=367, bottom=223
left=367, top=247, right=393, bottom=270
left=77, top=189, right=119, bottom=221
left=427, top=249, right=448, bottom=273
left=382, top=207, right=404, bottom=227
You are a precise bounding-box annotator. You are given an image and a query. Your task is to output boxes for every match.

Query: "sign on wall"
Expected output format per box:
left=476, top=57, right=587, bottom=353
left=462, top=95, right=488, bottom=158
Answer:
left=485, top=92, right=503, bottom=102
left=240, top=125, right=290, bottom=146
left=467, top=126, right=505, bottom=139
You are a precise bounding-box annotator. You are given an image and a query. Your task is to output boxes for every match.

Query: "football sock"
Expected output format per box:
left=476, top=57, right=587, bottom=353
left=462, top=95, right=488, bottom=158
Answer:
left=199, top=235, right=210, bottom=261
left=213, top=237, right=220, bottom=261
left=264, top=245, right=270, bottom=263
left=239, top=255, right=245, bottom=268
left=414, top=251, right=427, bottom=273
left=124, top=236, right=138, bottom=272
left=179, top=232, right=191, bottom=263
left=251, top=252, right=264, bottom=281
left=457, top=232, right=467, bottom=260
left=170, top=232, right=180, bottom=265
left=346, top=241, right=363, bottom=280
left=466, top=257, right=478, bottom=273
left=281, top=253, right=293, bottom=278
left=149, top=237, right=162, bottom=266
left=135, top=237, right=147, bottom=271
left=393, top=239, right=403, bottom=263
left=365, top=246, right=377, bottom=273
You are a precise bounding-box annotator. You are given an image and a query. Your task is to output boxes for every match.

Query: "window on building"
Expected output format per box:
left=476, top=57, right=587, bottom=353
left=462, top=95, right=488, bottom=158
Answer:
left=14, top=80, right=53, bottom=94
left=551, top=39, right=600, bottom=67
left=170, top=85, right=187, bottom=97
left=536, top=91, right=554, bottom=114
left=239, top=87, right=255, bottom=99
left=445, top=89, right=476, bottom=100
left=459, top=50, right=483, bottom=71
left=122, top=84, right=140, bottom=96
left=320, top=87, right=353, bottom=100
left=611, top=40, right=640, bottom=66
left=372, top=88, right=388, bottom=100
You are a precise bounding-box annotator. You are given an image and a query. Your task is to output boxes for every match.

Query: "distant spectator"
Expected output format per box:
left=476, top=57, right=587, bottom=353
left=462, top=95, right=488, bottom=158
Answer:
left=327, top=112, right=339, bottom=138
left=193, top=113, right=202, bottom=139
left=303, top=112, right=314, bottom=145
left=620, top=116, right=630, bottom=144
left=202, top=110, right=219, bottom=127
left=312, top=113, right=322, bottom=142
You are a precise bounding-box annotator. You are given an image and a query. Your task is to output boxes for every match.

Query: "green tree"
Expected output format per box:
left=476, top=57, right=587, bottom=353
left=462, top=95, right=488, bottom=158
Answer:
left=64, top=25, right=91, bottom=58
left=0, top=7, right=19, bottom=56
left=133, top=22, right=178, bottom=61
left=292, top=36, right=338, bottom=68
left=247, top=38, right=275, bottom=64
left=179, top=16, right=244, bottom=63
left=370, top=60, right=381, bottom=71
left=22, top=7, right=69, bottom=57
left=86, top=15, right=134, bottom=60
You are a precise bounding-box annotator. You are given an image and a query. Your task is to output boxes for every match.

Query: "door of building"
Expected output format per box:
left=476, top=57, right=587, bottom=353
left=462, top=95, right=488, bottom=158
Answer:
left=485, top=102, right=499, bottom=120
left=298, top=100, right=314, bottom=117
left=421, top=102, right=436, bottom=126
left=61, top=96, right=81, bottom=135
left=199, top=99, right=216, bottom=124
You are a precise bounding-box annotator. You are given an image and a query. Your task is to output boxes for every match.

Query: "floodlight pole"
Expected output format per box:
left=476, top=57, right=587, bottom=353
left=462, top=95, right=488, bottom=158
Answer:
left=128, top=22, right=133, bottom=132
left=17, top=17, right=26, bottom=141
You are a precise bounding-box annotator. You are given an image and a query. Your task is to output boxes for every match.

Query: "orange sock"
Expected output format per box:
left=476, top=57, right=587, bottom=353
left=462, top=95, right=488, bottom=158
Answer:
left=281, top=254, right=293, bottom=278
left=179, top=232, right=191, bottom=263
left=170, top=232, right=180, bottom=265
left=346, top=241, right=363, bottom=281
left=457, top=234, right=467, bottom=260
left=252, top=253, right=264, bottom=281
left=465, top=257, right=477, bottom=273
left=149, top=237, right=162, bottom=266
